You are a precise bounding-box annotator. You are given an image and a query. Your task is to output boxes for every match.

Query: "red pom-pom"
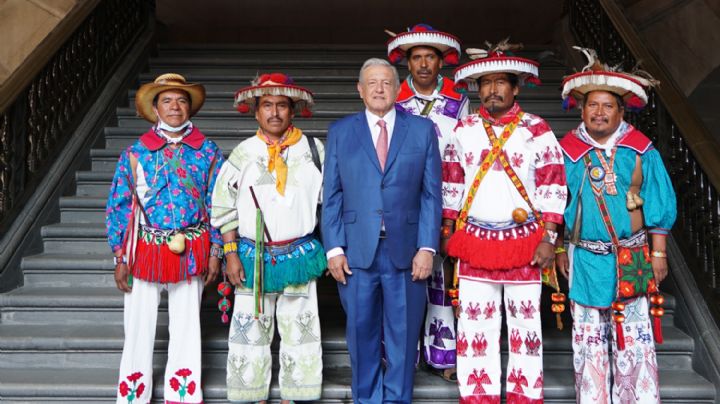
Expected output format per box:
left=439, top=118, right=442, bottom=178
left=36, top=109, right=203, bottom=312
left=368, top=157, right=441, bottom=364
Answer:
left=236, top=103, right=250, bottom=113
left=388, top=48, right=404, bottom=64
left=269, top=73, right=288, bottom=84
left=562, top=96, right=577, bottom=111
left=444, top=50, right=459, bottom=65
left=525, top=76, right=542, bottom=87
left=218, top=297, right=231, bottom=312
left=217, top=281, right=232, bottom=297
left=454, top=81, right=468, bottom=94
left=626, top=94, right=645, bottom=110
left=300, top=107, right=312, bottom=118
left=258, top=74, right=271, bottom=84
left=411, top=24, right=432, bottom=32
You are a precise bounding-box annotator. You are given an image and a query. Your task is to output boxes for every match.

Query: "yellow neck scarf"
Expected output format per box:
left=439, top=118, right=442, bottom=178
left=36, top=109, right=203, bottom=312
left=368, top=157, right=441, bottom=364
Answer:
left=256, top=126, right=303, bottom=195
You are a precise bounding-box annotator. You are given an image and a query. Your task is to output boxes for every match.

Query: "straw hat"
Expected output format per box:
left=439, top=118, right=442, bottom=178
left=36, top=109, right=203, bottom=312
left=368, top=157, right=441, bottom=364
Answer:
left=234, top=73, right=314, bottom=117
left=386, top=24, right=462, bottom=66
left=135, top=73, right=206, bottom=123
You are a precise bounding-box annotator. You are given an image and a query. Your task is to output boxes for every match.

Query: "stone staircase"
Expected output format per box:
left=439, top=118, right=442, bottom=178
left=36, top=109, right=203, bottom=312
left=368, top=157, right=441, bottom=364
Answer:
left=0, top=44, right=715, bottom=403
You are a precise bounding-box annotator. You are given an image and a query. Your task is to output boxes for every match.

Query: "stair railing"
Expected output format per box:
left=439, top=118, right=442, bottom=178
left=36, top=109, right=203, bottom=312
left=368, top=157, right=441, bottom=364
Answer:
left=0, top=0, right=154, bottom=233
left=568, top=0, right=720, bottom=308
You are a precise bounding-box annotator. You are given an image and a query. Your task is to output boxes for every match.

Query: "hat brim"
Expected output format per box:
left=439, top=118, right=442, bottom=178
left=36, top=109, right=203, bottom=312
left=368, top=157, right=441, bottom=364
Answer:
left=454, top=56, right=539, bottom=82
left=387, top=31, right=461, bottom=65
left=135, top=83, right=206, bottom=123
left=234, top=84, right=314, bottom=113
left=561, top=71, right=648, bottom=105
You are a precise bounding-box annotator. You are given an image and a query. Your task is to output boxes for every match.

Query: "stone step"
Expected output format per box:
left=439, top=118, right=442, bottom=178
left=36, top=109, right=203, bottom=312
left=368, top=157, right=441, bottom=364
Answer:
left=0, top=366, right=713, bottom=403
left=59, top=196, right=108, bottom=222
left=0, top=320, right=695, bottom=371
left=0, top=275, right=680, bottom=328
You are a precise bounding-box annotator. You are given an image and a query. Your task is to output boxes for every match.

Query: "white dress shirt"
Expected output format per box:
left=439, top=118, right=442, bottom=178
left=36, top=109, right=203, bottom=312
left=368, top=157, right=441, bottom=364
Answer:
left=327, top=107, right=434, bottom=260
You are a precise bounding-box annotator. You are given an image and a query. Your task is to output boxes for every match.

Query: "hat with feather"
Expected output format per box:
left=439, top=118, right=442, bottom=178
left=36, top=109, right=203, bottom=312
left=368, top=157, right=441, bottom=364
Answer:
left=453, top=39, right=541, bottom=92
left=561, top=46, right=659, bottom=111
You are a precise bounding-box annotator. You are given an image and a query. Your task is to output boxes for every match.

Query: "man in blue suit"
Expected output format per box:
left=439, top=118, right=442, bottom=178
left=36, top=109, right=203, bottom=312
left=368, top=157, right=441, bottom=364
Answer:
left=322, top=58, right=442, bottom=403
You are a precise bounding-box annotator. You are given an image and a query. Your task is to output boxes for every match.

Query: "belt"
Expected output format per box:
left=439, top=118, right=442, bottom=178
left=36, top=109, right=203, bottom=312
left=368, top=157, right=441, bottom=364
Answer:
left=139, top=222, right=207, bottom=238
left=577, top=230, right=647, bottom=255
left=239, top=235, right=314, bottom=255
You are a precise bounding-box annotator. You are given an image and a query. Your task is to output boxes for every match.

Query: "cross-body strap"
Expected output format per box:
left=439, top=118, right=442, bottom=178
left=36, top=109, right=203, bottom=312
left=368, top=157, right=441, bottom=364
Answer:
left=484, top=120, right=545, bottom=228
left=306, top=135, right=321, bottom=172
left=583, top=154, right=620, bottom=246
left=455, top=112, right=523, bottom=230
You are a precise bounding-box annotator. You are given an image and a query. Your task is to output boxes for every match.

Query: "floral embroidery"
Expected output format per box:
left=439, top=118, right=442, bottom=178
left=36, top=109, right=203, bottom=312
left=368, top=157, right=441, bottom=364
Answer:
left=118, top=372, right=145, bottom=403
left=169, top=368, right=197, bottom=402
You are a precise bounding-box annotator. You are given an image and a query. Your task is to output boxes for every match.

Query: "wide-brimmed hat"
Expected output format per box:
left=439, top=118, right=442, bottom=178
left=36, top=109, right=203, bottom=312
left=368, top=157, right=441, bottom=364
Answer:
left=454, top=39, right=541, bottom=90
left=386, top=24, right=461, bottom=66
left=561, top=46, right=658, bottom=111
left=135, top=73, right=206, bottom=123
left=234, top=73, right=314, bottom=117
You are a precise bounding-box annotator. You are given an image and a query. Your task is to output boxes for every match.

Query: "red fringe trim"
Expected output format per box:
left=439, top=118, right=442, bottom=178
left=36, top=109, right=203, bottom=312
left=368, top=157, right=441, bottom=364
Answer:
left=131, top=230, right=209, bottom=283
left=448, top=226, right=543, bottom=270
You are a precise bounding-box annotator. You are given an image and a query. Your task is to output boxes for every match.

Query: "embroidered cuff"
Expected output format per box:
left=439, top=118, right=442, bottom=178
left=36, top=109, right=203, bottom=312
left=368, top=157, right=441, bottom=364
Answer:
left=542, top=212, right=564, bottom=225
left=648, top=228, right=670, bottom=236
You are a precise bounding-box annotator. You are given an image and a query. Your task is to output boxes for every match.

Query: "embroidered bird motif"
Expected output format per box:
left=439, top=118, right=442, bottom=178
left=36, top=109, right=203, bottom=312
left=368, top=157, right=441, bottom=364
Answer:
left=456, top=332, right=469, bottom=357
left=508, top=368, right=529, bottom=394
left=472, top=332, right=488, bottom=357
left=429, top=318, right=454, bottom=348
left=467, top=368, right=492, bottom=394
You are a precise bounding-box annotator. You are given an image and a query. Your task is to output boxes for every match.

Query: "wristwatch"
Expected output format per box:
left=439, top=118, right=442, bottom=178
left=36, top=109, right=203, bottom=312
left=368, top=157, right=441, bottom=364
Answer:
left=113, top=255, right=126, bottom=265
left=210, top=244, right=224, bottom=259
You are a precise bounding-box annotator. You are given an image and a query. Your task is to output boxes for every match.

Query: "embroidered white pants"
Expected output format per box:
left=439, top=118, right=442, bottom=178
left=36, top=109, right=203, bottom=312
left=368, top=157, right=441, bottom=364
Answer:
left=571, top=298, right=660, bottom=404
left=226, top=280, right=322, bottom=402
left=456, top=279, right=544, bottom=404
left=116, top=277, right=204, bottom=404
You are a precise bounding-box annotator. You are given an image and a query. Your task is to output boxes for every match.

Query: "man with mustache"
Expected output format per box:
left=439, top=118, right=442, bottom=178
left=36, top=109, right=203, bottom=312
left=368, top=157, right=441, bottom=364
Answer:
left=386, top=24, right=469, bottom=381
left=211, top=73, right=325, bottom=403
left=556, top=50, right=676, bottom=403
left=442, top=44, right=567, bottom=403
left=106, top=73, right=224, bottom=403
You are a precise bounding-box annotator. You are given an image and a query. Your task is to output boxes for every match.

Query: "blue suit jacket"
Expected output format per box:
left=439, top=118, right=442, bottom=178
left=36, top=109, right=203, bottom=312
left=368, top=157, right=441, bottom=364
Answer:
left=322, top=110, right=442, bottom=270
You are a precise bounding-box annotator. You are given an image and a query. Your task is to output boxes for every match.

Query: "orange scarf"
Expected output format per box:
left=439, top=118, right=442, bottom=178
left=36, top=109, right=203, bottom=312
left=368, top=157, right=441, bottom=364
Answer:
left=256, top=126, right=303, bottom=195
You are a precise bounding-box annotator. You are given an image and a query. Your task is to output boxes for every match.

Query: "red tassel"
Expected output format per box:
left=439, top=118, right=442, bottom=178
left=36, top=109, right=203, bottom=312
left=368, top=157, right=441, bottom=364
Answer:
left=236, top=103, right=250, bottom=113
left=616, top=322, right=625, bottom=350
left=453, top=81, right=468, bottom=94
left=300, top=107, right=312, bottom=118
left=653, top=315, right=663, bottom=344
left=447, top=225, right=543, bottom=270
left=221, top=312, right=229, bottom=324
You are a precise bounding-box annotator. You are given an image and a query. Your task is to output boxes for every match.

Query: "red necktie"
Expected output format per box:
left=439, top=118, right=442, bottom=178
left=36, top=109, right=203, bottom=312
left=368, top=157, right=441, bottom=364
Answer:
left=376, top=119, right=389, bottom=171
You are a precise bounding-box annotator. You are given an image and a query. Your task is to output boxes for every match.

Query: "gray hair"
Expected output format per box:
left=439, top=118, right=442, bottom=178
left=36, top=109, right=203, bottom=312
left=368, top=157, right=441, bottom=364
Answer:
left=359, top=58, right=400, bottom=87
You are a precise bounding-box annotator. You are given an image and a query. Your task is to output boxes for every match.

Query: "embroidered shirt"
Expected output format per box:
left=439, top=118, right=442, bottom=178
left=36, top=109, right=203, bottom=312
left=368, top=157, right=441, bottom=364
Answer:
left=442, top=103, right=567, bottom=225
left=560, top=122, right=676, bottom=307
left=105, top=127, right=224, bottom=253
left=211, top=134, right=324, bottom=241
left=396, top=76, right=469, bottom=154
